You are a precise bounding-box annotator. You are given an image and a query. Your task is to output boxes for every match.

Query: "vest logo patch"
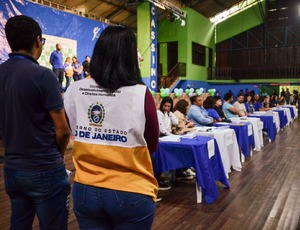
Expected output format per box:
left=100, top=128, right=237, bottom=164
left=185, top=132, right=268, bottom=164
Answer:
left=88, top=103, right=105, bottom=126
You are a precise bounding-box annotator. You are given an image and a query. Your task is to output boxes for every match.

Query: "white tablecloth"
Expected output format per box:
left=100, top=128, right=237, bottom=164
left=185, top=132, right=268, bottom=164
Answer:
left=230, top=117, right=263, bottom=152
left=284, top=105, right=298, bottom=119
left=274, top=108, right=292, bottom=126
left=194, top=127, right=242, bottom=178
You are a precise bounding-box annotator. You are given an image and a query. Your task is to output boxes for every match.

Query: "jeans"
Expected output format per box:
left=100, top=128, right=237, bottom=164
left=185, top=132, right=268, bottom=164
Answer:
left=4, top=166, right=71, bottom=230
left=53, top=68, right=64, bottom=86
left=73, top=182, right=156, bottom=230
left=73, top=74, right=81, bottom=81
left=65, top=76, right=71, bottom=91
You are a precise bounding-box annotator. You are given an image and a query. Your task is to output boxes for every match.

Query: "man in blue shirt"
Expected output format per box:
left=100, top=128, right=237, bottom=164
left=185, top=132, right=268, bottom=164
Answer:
left=187, top=95, right=214, bottom=126
left=50, top=43, right=64, bottom=90
left=223, top=92, right=240, bottom=118
left=0, top=15, right=70, bottom=229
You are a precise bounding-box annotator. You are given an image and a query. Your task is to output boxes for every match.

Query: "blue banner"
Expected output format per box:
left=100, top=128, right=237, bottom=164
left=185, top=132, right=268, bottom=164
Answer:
left=150, top=3, right=157, bottom=92
left=0, top=0, right=107, bottom=65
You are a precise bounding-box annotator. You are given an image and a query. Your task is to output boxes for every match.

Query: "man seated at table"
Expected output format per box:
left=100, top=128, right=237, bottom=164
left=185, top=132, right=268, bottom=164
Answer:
left=222, top=92, right=241, bottom=118
left=253, top=96, right=272, bottom=111
left=187, top=95, right=214, bottom=126
left=233, top=93, right=248, bottom=116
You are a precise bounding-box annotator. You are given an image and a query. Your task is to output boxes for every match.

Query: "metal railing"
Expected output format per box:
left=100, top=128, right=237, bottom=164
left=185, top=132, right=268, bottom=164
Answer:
left=209, top=66, right=300, bottom=80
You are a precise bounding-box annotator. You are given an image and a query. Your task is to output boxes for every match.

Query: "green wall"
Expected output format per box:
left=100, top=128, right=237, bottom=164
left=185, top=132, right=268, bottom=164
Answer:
left=216, top=2, right=265, bottom=43
left=158, top=8, right=215, bottom=81
left=137, top=2, right=151, bottom=77
left=157, top=14, right=187, bottom=76
left=185, top=8, right=215, bottom=81
left=142, top=0, right=286, bottom=84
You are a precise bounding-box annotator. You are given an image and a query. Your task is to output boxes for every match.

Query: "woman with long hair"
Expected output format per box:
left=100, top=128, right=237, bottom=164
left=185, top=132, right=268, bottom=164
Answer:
left=64, top=25, right=159, bottom=229
left=157, top=96, right=178, bottom=136
left=173, top=99, right=194, bottom=134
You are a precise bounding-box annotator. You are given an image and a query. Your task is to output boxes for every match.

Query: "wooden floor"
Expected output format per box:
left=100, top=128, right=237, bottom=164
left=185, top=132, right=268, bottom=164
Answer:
left=1, top=118, right=300, bottom=230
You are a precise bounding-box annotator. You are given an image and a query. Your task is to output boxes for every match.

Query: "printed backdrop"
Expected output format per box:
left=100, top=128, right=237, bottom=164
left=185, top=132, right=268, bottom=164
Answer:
left=0, top=0, right=107, bottom=66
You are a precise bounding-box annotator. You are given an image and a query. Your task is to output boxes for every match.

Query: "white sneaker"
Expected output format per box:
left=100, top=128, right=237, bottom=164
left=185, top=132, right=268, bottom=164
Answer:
left=186, top=168, right=196, bottom=177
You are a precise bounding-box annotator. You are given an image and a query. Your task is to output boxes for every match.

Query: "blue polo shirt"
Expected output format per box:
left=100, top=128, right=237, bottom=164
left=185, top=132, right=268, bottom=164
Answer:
left=0, top=53, right=64, bottom=170
left=207, top=109, right=221, bottom=120
left=50, top=50, right=63, bottom=69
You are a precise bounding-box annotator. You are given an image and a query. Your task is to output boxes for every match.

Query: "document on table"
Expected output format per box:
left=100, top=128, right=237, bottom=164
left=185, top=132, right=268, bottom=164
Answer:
left=207, top=139, right=215, bottom=159
left=159, top=135, right=181, bottom=142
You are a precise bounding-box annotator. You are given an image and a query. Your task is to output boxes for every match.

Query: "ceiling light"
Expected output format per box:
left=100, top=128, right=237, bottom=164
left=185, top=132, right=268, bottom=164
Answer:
left=153, top=1, right=165, bottom=10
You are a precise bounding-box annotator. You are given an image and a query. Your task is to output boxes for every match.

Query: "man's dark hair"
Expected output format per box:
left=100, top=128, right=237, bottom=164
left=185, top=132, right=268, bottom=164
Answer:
left=90, top=25, right=143, bottom=91
left=224, top=92, right=233, bottom=101
left=214, top=95, right=222, bottom=101
left=5, top=15, right=42, bottom=52
left=190, top=95, right=200, bottom=105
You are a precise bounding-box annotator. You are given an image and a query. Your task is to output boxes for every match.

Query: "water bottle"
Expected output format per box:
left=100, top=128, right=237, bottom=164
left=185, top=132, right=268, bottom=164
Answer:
left=250, top=103, right=254, bottom=114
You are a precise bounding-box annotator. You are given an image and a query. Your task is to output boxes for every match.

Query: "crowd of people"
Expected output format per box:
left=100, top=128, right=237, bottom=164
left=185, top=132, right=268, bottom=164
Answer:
left=49, top=43, right=91, bottom=92
left=0, top=16, right=158, bottom=229
left=155, top=88, right=299, bottom=197
left=1, top=15, right=300, bottom=230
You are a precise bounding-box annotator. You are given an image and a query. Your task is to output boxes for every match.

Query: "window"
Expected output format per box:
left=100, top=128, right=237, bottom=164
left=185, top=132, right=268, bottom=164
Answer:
left=192, top=42, right=206, bottom=66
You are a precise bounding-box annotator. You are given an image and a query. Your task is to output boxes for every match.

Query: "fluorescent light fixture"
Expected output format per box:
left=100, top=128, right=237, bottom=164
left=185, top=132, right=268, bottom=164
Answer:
left=148, top=0, right=186, bottom=20
left=153, top=1, right=165, bottom=10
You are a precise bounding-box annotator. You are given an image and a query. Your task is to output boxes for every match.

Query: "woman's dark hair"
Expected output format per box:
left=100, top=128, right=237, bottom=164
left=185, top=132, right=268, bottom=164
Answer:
left=203, top=96, right=215, bottom=109
left=173, top=99, right=189, bottom=115
left=90, top=25, right=143, bottom=91
left=159, top=96, right=174, bottom=113
left=5, top=15, right=42, bottom=52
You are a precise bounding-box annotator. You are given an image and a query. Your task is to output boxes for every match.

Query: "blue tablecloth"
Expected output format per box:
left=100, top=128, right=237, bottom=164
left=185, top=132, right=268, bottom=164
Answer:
left=273, top=109, right=288, bottom=129
left=214, top=123, right=254, bottom=158
left=154, top=136, right=229, bottom=204
left=249, top=114, right=276, bottom=142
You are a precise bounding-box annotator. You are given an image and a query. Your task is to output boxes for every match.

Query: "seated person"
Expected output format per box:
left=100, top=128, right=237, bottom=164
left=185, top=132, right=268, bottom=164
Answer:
left=233, top=93, right=248, bottom=116
left=187, top=95, right=214, bottom=126
left=253, top=96, right=271, bottom=111
left=156, top=97, right=179, bottom=190
left=173, top=99, right=195, bottom=134
left=244, top=95, right=253, bottom=113
left=173, top=99, right=196, bottom=179
left=203, top=96, right=222, bottom=122
left=213, top=96, right=231, bottom=122
left=222, top=92, right=240, bottom=118
left=157, top=96, right=178, bottom=136
left=269, top=95, right=278, bottom=107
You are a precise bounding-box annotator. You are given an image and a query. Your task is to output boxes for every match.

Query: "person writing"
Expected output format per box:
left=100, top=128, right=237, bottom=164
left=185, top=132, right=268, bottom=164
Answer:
left=173, top=99, right=194, bottom=134
left=64, top=25, right=159, bottom=229
left=0, top=15, right=70, bottom=229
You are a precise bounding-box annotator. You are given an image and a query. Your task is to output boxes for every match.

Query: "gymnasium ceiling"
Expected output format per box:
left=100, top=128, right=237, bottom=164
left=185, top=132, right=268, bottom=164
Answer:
left=39, top=0, right=244, bottom=31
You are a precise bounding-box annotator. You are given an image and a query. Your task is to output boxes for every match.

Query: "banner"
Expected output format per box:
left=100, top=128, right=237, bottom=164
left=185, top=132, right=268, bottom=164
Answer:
left=150, top=3, right=158, bottom=92
left=0, top=0, right=107, bottom=66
